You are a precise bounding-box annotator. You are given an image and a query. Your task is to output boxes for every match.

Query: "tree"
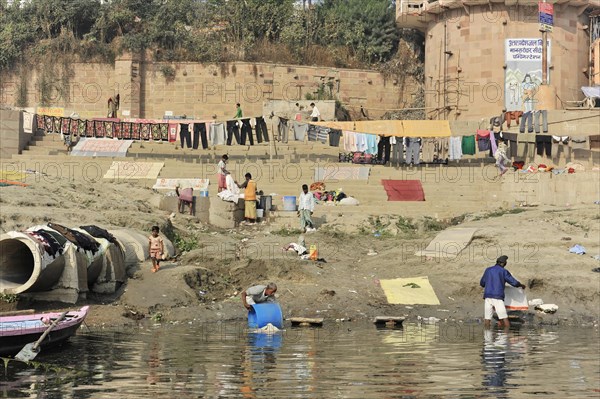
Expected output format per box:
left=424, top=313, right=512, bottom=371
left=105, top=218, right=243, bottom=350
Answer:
left=319, top=0, right=399, bottom=63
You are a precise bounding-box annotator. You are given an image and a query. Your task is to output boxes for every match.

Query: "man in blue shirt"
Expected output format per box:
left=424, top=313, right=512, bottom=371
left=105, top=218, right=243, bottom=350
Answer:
left=480, top=255, right=526, bottom=329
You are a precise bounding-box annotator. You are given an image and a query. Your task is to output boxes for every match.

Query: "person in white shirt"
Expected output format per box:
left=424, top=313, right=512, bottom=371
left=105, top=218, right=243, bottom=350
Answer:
left=310, top=103, right=320, bottom=122
left=298, top=184, right=316, bottom=232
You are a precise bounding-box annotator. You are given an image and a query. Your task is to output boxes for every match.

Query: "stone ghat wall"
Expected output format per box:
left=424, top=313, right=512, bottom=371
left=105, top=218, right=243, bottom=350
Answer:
left=0, top=59, right=415, bottom=121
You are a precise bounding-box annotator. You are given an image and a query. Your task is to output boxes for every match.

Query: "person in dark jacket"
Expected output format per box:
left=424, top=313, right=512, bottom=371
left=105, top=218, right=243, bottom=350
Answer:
left=480, top=255, right=526, bottom=329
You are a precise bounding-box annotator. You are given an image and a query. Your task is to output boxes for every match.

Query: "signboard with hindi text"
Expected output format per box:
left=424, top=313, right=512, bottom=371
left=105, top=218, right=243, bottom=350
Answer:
left=504, top=38, right=552, bottom=112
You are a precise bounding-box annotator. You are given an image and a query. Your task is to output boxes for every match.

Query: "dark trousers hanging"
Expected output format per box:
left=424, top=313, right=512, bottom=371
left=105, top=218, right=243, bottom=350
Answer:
left=377, top=136, right=391, bottom=164
left=278, top=118, right=289, bottom=143
left=199, top=123, right=208, bottom=149
left=193, top=123, right=208, bottom=149
left=192, top=123, right=201, bottom=149
left=226, top=120, right=241, bottom=145
left=240, top=119, right=254, bottom=145
left=329, top=129, right=342, bottom=147
left=255, top=117, right=270, bottom=143
left=535, top=135, right=552, bottom=157
left=180, top=124, right=192, bottom=148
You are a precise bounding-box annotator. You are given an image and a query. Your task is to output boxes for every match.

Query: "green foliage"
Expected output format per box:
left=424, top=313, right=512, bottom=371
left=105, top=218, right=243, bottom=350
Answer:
left=320, top=0, right=399, bottom=63
left=396, top=216, right=417, bottom=235
left=159, top=65, right=176, bottom=81
left=173, top=232, right=199, bottom=253
left=0, top=0, right=413, bottom=70
left=422, top=216, right=446, bottom=232
left=0, top=293, right=19, bottom=303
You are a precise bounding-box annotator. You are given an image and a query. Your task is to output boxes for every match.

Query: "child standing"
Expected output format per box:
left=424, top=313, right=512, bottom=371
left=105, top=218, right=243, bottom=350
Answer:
left=148, top=226, right=164, bottom=273
left=217, top=154, right=229, bottom=193
left=494, top=138, right=510, bottom=177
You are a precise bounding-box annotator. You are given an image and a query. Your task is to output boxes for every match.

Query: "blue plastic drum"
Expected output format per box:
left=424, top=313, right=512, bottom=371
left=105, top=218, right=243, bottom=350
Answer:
left=247, top=303, right=283, bottom=329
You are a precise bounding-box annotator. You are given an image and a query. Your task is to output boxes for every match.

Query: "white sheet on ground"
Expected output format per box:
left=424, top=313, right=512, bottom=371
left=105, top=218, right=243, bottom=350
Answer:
left=217, top=174, right=241, bottom=203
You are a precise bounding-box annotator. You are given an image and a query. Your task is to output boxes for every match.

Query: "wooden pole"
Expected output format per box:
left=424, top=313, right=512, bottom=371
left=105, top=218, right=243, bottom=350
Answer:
left=542, top=29, right=548, bottom=84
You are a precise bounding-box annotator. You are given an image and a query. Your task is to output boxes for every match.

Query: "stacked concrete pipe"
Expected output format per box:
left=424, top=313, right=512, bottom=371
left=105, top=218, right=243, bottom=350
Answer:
left=0, top=225, right=174, bottom=303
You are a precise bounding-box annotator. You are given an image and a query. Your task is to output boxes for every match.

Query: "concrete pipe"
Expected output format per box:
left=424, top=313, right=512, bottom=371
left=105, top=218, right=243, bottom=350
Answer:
left=0, top=231, right=67, bottom=294
left=1, top=225, right=175, bottom=296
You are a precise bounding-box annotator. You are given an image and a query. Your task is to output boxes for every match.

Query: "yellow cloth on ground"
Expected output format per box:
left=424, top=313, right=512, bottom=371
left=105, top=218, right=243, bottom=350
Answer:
left=312, top=120, right=451, bottom=137
left=380, top=276, right=441, bottom=305
left=0, top=171, right=26, bottom=181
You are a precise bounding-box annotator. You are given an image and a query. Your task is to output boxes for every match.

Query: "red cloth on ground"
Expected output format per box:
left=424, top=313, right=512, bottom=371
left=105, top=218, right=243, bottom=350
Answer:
left=381, top=180, right=425, bottom=201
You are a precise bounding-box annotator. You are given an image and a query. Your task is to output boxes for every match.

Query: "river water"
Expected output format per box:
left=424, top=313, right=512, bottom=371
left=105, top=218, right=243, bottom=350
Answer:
left=1, top=322, right=598, bottom=398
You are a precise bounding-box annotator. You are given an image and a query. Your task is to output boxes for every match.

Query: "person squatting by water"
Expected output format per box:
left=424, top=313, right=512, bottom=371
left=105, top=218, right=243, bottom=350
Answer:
left=480, top=255, right=526, bottom=329
left=148, top=226, right=165, bottom=273
left=241, top=283, right=278, bottom=310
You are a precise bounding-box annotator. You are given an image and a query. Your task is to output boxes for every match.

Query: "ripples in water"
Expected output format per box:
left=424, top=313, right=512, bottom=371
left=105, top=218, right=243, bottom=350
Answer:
left=1, top=322, right=598, bottom=398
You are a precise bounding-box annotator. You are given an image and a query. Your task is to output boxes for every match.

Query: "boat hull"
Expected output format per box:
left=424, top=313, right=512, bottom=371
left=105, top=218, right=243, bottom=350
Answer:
left=0, top=306, right=89, bottom=357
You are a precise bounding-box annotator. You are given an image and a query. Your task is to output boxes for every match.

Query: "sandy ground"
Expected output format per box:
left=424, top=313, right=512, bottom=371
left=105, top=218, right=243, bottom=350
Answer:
left=0, top=177, right=599, bottom=328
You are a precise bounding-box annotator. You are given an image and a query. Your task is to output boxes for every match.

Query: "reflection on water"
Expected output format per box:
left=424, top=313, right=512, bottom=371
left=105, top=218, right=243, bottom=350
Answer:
left=1, top=323, right=598, bottom=398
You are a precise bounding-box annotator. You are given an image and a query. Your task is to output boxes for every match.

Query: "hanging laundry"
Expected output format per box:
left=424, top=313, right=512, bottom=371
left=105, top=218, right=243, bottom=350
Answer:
left=449, top=136, right=463, bottom=160
left=329, top=129, right=342, bottom=147
left=307, top=124, right=318, bottom=141
left=86, top=120, right=95, bottom=137
left=421, top=138, right=436, bottom=162
left=226, top=120, right=241, bottom=145
left=131, top=123, right=141, bottom=140
left=405, top=137, right=422, bottom=165
left=461, top=135, right=476, bottom=155
left=535, top=134, right=552, bottom=157
left=179, top=123, right=192, bottom=148
left=390, top=136, right=405, bottom=165
left=53, top=117, right=61, bottom=133
left=61, top=118, right=71, bottom=135
left=95, top=120, right=106, bottom=138
left=356, top=134, right=368, bottom=153
left=192, top=123, right=201, bottom=149
left=210, top=122, right=226, bottom=146
left=569, top=136, right=588, bottom=150
left=504, top=111, right=522, bottom=128
left=366, top=134, right=378, bottom=155
left=534, top=110, right=548, bottom=133
left=140, top=123, right=151, bottom=140
left=377, top=136, right=391, bottom=164
left=193, top=123, right=208, bottom=149
left=70, top=119, right=79, bottom=137
left=343, top=131, right=357, bottom=152
left=293, top=121, right=308, bottom=141
left=159, top=123, right=169, bottom=141
left=151, top=124, right=161, bottom=141
left=240, top=118, right=254, bottom=145
left=255, top=117, right=269, bottom=143
left=316, top=127, right=329, bottom=143
left=278, top=117, right=289, bottom=143
left=476, top=130, right=491, bottom=152
left=105, top=121, right=114, bottom=138
left=36, top=115, right=45, bottom=133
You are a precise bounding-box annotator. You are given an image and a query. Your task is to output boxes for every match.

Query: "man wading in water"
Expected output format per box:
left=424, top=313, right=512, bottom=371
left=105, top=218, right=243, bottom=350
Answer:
left=480, top=255, right=526, bottom=329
